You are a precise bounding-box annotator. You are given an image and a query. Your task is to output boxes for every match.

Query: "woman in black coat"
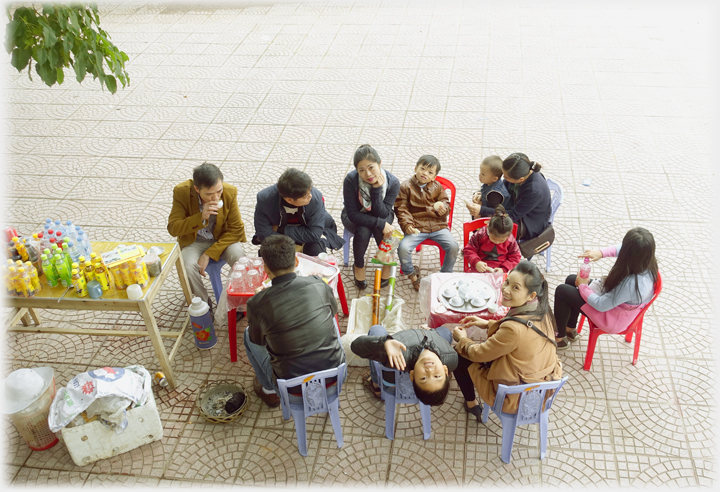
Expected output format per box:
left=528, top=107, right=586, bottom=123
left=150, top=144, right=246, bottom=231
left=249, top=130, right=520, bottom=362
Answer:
left=341, top=144, right=400, bottom=289
left=501, top=153, right=552, bottom=241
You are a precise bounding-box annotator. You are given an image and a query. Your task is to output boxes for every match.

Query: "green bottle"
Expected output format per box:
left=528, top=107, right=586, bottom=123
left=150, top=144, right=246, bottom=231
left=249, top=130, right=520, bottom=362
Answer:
left=41, top=254, right=59, bottom=287
left=53, top=254, right=71, bottom=287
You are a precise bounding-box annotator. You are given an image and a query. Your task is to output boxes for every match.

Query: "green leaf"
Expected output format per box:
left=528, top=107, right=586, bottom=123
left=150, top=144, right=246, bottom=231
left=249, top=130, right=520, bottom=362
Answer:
left=56, top=66, right=64, bottom=84
left=104, top=73, right=116, bottom=93
left=10, top=47, right=31, bottom=71
left=5, top=19, right=19, bottom=52
left=34, top=46, right=46, bottom=66
left=36, top=61, right=56, bottom=86
left=42, top=5, right=55, bottom=16
left=74, top=53, right=86, bottom=82
left=43, top=25, right=57, bottom=47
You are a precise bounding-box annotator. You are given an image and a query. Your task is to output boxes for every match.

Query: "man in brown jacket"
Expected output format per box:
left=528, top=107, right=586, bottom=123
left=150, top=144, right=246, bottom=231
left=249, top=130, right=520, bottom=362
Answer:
left=394, top=155, right=459, bottom=290
left=167, top=162, right=247, bottom=307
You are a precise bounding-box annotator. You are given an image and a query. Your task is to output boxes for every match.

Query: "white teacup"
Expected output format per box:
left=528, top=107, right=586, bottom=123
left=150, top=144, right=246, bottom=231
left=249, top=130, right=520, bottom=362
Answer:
left=449, top=296, right=464, bottom=307
left=487, top=303, right=497, bottom=314
left=458, top=285, right=472, bottom=299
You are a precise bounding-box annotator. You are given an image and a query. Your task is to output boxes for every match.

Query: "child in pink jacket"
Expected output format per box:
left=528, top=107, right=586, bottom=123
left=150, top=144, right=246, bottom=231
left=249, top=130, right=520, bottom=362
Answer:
left=552, top=227, right=659, bottom=349
left=463, top=205, right=522, bottom=273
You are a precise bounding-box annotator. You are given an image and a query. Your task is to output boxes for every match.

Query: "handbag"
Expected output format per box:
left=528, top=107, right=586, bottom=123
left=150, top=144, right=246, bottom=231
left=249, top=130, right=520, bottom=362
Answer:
left=517, top=221, right=555, bottom=258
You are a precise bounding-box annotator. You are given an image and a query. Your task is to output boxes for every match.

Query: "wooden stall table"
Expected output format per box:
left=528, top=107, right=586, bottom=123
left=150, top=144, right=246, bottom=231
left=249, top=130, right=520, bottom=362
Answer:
left=4, top=241, right=193, bottom=389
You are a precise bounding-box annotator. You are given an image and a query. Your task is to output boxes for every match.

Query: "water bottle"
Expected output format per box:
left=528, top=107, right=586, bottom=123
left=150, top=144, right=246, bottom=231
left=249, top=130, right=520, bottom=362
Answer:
left=76, top=231, right=87, bottom=256
left=80, top=229, right=93, bottom=256
left=67, top=241, right=81, bottom=265
left=53, top=220, right=63, bottom=236
left=65, top=221, right=76, bottom=242
left=188, top=297, right=217, bottom=349
left=43, top=220, right=52, bottom=237
left=579, top=257, right=591, bottom=280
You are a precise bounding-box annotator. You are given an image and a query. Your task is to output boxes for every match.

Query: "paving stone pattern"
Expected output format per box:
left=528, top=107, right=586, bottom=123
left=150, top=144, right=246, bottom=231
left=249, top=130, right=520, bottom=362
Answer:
left=1, top=1, right=715, bottom=488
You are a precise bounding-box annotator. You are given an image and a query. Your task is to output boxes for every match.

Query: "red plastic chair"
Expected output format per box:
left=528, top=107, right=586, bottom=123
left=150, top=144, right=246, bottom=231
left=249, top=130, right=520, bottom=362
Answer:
left=462, top=218, right=518, bottom=272
left=576, top=272, right=662, bottom=371
left=414, top=176, right=456, bottom=266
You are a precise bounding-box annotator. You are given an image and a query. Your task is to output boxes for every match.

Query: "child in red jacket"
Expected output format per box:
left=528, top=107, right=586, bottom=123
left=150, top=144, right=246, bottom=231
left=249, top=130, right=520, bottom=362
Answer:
left=463, top=205, right=521, bottom=273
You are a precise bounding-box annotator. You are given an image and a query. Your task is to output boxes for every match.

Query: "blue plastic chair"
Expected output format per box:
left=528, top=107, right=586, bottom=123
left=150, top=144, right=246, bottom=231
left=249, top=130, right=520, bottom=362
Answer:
left=543, top=178, right=564, bottom=272
left=480, top=376, right=568, bottom=463
left=372, top=361, right=432, bottom=440
left=204, top=258, right=227, bottom=302
left=276, top=363, right=347, bottom=457
left=342, top=228, right=353, bottom=266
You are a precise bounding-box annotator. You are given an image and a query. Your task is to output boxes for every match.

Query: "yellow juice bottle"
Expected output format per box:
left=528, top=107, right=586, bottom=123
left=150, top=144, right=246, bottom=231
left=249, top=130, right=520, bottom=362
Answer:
left=11, top=237, right=29, bottom=261
left=24, top=261, right=41, bottom=292
left=71, top=268, right=88, bottom=297
left=119, top=261, right=133, bottom=287
left=83, top=260, right=96, bottom=284
left=7, top=266, right=21, bottom=296
left=93, top=260, right=110, bottom=291
left=110, top=265, right=125, bottom=289
left=129, top=259, right=146, bottom=288
left=17, top=267, right=35, bottom=297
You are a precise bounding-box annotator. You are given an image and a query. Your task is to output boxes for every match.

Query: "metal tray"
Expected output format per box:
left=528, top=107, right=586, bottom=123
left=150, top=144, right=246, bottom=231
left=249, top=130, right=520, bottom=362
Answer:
left=437, top=277, right=497, bottom=313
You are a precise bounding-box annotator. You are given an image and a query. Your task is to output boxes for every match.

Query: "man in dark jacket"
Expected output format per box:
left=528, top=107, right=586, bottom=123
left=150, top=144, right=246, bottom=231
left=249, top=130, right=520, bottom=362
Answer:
left=244, top=235, right=345, bottom=407
left=351, top=325, right=458, bottom=406
left=252, top=168, right=344, bottom=256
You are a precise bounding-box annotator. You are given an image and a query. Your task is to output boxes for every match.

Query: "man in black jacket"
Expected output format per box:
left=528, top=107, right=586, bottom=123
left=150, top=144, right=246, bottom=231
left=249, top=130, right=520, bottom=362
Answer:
left=252, top=168, right=344, bottom=257
left=244, top=235, right=345, bottom=407
left=351, top=325, right=458, bottom=406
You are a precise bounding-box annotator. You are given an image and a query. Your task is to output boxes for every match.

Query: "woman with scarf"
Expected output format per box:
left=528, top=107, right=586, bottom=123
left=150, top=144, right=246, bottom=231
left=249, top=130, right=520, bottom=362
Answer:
left=341, top=144, right=401, bottom=289
left=451, top=260, right=563, bottom=419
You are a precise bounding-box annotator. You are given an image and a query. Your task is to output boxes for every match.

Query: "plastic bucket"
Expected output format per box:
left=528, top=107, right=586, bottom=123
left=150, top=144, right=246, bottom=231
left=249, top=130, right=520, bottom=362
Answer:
left=10, top=377, right=59, bottom=450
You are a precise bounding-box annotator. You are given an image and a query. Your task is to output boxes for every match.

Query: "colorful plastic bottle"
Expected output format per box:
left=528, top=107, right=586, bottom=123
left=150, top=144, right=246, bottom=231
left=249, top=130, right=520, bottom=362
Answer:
left=17, top=267, right=35, bottom=297
left=130, top=257, right=147, bottom=288
left=82, top=260, right=96, bottom=284
left=188, top=297, right=217, bottom=349
left=71, top=268, right=88, bottom=297
left=67, top=241, right=81, bottom=266
left=110, top=265, right=125, bottom=289
left=76, top=230, right=88, bottom=257
left=119, top=261, right=133, bottom=287
left=41, top=254, right=59, bottom=288
left=65, top=221, right=76, bottom=242
left=7, top=266, right=21, bottom=296
left=579, top=257, right=591, bottom=279
left=53, top=254, right=71, bottom=287
left=61, top=242, right=73, bottom=272
left=11, top=237, right=29, bottom=262
left=93, top=260, right=111, bottom=291
left=24, top=261, right=41, bottom=292
left=53, top=220, right=63, bottom=235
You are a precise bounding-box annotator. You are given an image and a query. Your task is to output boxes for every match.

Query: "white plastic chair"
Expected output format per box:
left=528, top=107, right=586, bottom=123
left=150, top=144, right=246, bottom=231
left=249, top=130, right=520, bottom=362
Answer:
left=480, top=376, right=568, bottom=463
left=372, top=361, right=432, bottom=440
left=276, top=363, right=347, bottom=457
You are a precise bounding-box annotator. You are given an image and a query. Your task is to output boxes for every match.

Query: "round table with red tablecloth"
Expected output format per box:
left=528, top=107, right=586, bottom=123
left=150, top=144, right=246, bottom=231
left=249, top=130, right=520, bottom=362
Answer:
left=418, top=272, right=509, bottom=328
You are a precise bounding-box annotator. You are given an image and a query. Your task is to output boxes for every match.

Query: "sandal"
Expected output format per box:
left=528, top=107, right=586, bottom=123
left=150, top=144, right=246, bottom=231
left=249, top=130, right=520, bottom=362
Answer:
left=407, top=266, right=421, bottom=291
left=566, top=328, right=580, bottom=342
left=362, top=371, right=382, bottom=400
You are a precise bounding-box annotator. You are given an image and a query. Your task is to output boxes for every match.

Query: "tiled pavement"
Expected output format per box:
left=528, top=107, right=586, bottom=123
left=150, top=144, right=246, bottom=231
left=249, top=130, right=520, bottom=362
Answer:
left=1, top=0, right=716, bottom=488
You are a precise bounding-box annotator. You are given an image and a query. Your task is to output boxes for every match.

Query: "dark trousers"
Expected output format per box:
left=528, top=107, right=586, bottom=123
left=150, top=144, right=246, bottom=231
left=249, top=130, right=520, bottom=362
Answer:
left=553, top=274, right=587, bottom=337
left=302, top=241, right=325, bottom=257
left=453, top=354, right=479, bottom=402
left=341, top=209, right=392, bottom=268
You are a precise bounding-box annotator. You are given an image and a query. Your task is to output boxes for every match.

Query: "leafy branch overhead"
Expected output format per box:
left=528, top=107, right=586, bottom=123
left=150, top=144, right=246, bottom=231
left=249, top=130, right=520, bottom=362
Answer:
left=5, top=3, right=129, bottom=93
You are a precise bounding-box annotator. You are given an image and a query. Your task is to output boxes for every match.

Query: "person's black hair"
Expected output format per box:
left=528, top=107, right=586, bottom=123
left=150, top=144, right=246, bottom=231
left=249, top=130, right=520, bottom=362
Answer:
left=192, top=162, right=223, bottom=190
left=412, top=376, right=451, bottom=407
left=510, top=260, right=553, bottom=324
left=482, top=155, right=504, bottom=178
left=353, top=144, right=381, bottom=168
left=258, top=235, right=296, bottom=274
left=277, top=168, right=313, bottom=199
left=416, top=155, right=441, bottom=175
left=603, top=227, right=658, bottom=300
left=502, top=153, right=542, bottom=181
left=487, top=205, right=513, bottom=236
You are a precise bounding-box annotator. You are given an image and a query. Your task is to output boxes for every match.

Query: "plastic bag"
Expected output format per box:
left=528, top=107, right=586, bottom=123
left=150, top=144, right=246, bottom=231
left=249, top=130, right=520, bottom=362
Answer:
left=372, top=230, right=404, bottom=265
left=341, top=296, right=408, bottom=366
left=48, top=365, right=151, bottom=433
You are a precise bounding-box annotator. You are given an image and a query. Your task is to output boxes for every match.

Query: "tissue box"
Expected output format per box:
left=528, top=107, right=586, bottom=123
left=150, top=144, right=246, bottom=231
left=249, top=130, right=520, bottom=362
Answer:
left=61, top=393, right=163, bottom=467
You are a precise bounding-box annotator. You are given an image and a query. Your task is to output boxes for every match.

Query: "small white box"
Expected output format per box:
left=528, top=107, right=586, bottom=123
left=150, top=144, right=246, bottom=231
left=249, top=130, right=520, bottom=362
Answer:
left=61, top=393, right=163, bottom=467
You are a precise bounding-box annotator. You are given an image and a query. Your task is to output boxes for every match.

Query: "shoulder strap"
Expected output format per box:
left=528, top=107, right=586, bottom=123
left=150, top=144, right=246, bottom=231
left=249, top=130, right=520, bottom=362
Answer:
left=500, top=315, right=558, bottom=348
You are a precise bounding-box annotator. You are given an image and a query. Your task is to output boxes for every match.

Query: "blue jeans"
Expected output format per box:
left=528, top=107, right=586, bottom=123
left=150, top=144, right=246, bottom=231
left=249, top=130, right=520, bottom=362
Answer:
left=397, top=228, right=458, bottom=274
left=367, top=324, right=453, bottom=388
left=243, top=328, right=277, bottom=392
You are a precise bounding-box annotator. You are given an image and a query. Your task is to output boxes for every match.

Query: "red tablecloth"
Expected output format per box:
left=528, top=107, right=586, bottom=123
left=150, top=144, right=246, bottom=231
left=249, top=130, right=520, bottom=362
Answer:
left=419, top=272, right=509, bottom=328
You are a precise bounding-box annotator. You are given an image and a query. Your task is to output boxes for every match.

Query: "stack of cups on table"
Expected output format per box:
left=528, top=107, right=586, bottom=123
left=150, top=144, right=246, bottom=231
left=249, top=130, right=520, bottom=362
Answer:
left=230, top=257, right=265, bottom=293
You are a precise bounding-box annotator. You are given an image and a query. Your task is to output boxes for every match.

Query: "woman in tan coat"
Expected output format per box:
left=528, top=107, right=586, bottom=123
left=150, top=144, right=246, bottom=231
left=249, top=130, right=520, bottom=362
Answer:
left=452, top=260, right=562, bottom=418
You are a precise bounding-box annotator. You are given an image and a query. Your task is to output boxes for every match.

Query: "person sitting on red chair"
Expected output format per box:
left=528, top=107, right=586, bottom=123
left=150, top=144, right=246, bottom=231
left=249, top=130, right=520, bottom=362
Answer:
left=463, top=205, right=521, bottom=274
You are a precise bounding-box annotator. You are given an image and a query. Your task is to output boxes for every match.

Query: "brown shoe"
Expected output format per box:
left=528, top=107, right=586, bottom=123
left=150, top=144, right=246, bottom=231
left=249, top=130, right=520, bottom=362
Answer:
left=253, top=376, right=280, bottom=408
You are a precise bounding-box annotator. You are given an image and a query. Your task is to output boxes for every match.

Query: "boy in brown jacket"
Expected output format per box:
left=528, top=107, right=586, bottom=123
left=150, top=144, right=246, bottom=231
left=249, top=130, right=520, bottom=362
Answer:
left=394, top=155, right=459, bottom=290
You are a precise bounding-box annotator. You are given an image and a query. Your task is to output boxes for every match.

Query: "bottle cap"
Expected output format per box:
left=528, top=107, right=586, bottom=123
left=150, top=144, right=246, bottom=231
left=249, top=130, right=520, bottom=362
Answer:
left=71, top=269, right=78, bottom=274
left=43, top=248, right=50, bottom=255
left=72, top=262, right=79, bottom=269
left=8, top=267, right=15, bottom=272
left=18, top=268, right=25, bottom=273
left=68, top=241, right=74, bottom=247
left=79, top=256, right=85, bottom=262
left=48, top=229, right=54, bottom=235
left=66, top=220, right=72, bottom=225
left=49, top=238, right=56, bottom=244
left=32, top=234, right=38, bottom=239
left=38, top=233, right=44, bottom=239
left=41, top=254, right=47, bottom=260
left=11, top=237, right=18, bottom=243
left=55, top=232, right=62, bottom=237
